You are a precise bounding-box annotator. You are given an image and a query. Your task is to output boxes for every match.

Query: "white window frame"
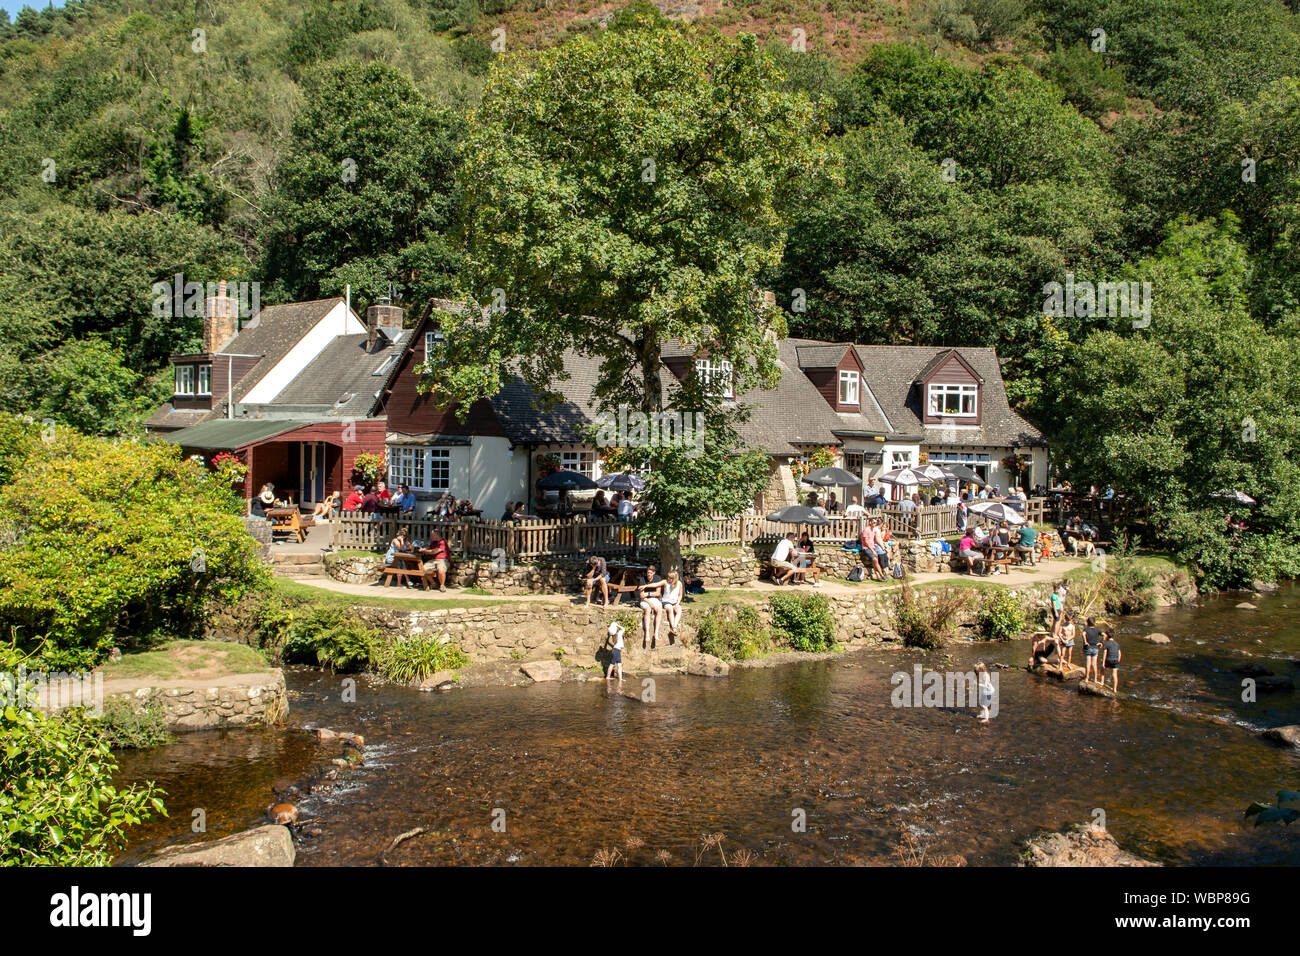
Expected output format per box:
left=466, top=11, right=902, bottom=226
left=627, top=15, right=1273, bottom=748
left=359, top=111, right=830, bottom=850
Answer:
left=560, top=450, right=596, bottom=478
left=695, top=358, right=734, bottom=399
left=387, top=446, right=452, bottom=492
left=927, top=383, right=978, bottom=418
left=197, top=364, right=211, bottom=396
left=175, top=365, right=194, bottom=396
left=425, top=330, right=445, bottom=356
left=838, top=369, right=860, bottom=405
left=888, top=450, right=914, bottom=470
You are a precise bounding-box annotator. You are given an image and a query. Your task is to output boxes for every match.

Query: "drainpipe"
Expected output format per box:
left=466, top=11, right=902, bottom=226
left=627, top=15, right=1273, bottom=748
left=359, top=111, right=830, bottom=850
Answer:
left=227, top=354, right=234, bottom=419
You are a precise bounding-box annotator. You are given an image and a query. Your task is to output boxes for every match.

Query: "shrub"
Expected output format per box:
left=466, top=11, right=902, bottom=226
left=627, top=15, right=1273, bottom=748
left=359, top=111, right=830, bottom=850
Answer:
left=977, top=589, right=1027, bottom=640
left=0, top=706, right=164, bottom=865
left=768, top=592, right=836, bottom=652
left=891, top=585, right=970, bottom=649
left=96, top=697, right=173, bottom=749
left=696, top=604, right=771, bottom=661
left=280, top=606, right=377, bottom=673
left=374, top=633, right=469, bottom=683
left=0, top=417, right=268, bottom=670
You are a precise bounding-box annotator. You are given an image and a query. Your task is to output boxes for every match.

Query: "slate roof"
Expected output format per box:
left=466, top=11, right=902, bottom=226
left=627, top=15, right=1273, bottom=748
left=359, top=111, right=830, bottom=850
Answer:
left=142, top=402, right=209, bottom=433
left=221, top=298, right=345, bottom=405
left=269, top=331, right=406, bottom=418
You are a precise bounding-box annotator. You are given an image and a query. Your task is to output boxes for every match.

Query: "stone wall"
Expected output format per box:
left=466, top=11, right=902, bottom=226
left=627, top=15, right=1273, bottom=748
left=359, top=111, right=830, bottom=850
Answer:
left=105, top=671, right=288, bottom=733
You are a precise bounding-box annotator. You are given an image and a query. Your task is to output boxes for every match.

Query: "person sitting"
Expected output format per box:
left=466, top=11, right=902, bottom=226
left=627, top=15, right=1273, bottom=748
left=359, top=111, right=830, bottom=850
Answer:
left=417, top=532, right=451, bottom=591
left=955, top=498, right=968, bottom=532
left=617, top=493, right=636, bottom=521
left=957, top=531, right=983, bottom=574
left=253, top=482, right=280, bottom=517
left=877, top=520, right=899, bottom=568
left=637, top=564, right=667, bottom=648
left=394, top=484, right=418, bottom=515
left=456, top=498, right=476, bottom=518
left=770, top=532, right=802, bottom=585
left=342, top=486, right=364, bottom=512
left=583, top=555, right=611, bottom=607
left=591, top=490, right=615, bottom=517
left=501, top=500, right=524, bottom=522
left=898, top=494, right=917, bottom=514
left=825, top=492, right=839, bottom=514
left=1030, top=632, right=1061, bottom=667
left=360, top=487, right=380, bottom=518
left=661, top=570, right=684, bottom=640
left=844, top=495, right=866, bottom=518
left=796, top=532, right=823, bottom=586
left=382, top=527, right=412, bottom=587
left=1013, top=523, right=1038, bottom=565
left=376, top=481, right=392, bottom=504
left=311, top=490, right=340, bottom=521
left=433, top=493, right=455, bottom=519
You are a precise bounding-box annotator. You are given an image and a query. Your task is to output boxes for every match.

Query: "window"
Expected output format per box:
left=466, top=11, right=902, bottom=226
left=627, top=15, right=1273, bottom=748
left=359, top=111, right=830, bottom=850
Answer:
left=560, top=450, right=596, bottom=477
left=425, top=330, right=446, bottom=356
left=387, top=446, right=451, bottom=492
left=695, top=358, right=734, bottom=399
left=175, top=365, right=194, bottom=396
left=929, top=450, right=991, bottom=482
left=888, top=450, right=913, bottom=470
left=843, top=451, right=864, bottom=477
left=838, top=369, right=860, bottom=405
left=197, top=365, right=211, bottom=395
left=926, top=383, right=978, bottom=417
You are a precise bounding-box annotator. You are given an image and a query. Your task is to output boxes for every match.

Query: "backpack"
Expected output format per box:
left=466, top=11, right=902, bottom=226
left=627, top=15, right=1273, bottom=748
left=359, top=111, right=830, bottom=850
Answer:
left=893, top=561, right=906, bottom=579
left=842, top=539, right=861, bottom=552
left=847, top=566, right=864, bottom=582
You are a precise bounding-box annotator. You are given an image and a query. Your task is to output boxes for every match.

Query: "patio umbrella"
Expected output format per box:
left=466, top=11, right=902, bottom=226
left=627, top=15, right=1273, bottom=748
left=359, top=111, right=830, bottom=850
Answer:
left=801, top=466, right=863, bottom=487
left=1211, top=488, right=1256, bottom=506
left=918, top=463, right=959, bottom=483
left=968, top=500, right=1026, bottom=525
left=765, top=505, right=831, bottom=525
left=596, top=471, right=646, bottom=493
left=876, top=466, right=937, bottom=487
left=946, top=464, right=990, bottom=488
left=537, top=469, right=598, bottom=491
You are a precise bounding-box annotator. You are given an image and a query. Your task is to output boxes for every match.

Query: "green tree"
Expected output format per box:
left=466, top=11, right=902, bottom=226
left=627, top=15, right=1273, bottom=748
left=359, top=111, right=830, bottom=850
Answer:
left=427, top=28, right=827, bottom=567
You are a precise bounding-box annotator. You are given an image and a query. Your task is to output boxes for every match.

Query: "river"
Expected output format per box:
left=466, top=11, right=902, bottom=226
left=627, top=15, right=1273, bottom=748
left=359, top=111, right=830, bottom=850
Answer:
left=114, top=585, right=1300, bottom=866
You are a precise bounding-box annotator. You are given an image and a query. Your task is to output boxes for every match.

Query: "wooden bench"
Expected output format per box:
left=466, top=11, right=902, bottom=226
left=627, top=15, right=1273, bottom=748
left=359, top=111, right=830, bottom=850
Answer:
left=380, top=552, right=432, bottom=589
left=983, top=546, right=1016, bottom=575
left=267, top=508, right=308, bottom=543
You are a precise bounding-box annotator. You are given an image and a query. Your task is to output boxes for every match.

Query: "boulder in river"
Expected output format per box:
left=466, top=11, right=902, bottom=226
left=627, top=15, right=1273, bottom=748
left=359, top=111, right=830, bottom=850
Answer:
left=267, top=803, right=298, bottom=825
left=1261, top=725, right=1300, bottom=749
left=1029, top=662, right=1084, bottom=681
left=1255, top=675, right=1295, bottom=693
left=1020, top=827, right=1159, bottom=867
left=417, top=670, right=457, bottom=692
left=142, top=825, right=295, bottom=867
left=520, top=660, right=563, bottom=683
left=1143, top=632, right=1172, bottom=645
left=1079, top=679, right=1118, bottom=699
left=1232, top=662, right=1275, bottom=677
left=685, top=652, right=730, bottom=678
left=1236, top=602, right=1258, bottom=610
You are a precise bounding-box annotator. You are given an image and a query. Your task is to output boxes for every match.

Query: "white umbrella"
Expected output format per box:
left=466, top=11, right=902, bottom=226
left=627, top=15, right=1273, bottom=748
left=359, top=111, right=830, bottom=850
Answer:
left=1211, top=489, right=1256, bottom=506
left=968, top=500, right=1027, bottom=525
left=877, top=466, right=937, bottom=487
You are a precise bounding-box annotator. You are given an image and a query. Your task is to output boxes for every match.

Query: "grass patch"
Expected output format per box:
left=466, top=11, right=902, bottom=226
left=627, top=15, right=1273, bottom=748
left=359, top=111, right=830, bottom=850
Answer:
left=271, top=578, right=511, bottom=611
left=99, top=640, right=270, bottom=682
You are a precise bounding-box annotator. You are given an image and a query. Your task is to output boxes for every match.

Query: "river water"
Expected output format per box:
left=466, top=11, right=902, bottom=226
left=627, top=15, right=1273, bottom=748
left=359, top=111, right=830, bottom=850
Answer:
left=114, top=585, right=1300, bottom=866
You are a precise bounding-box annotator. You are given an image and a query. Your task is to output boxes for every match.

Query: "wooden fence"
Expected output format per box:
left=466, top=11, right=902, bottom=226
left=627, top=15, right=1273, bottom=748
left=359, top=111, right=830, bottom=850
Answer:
left=330, top=498, right=1049, bottom=557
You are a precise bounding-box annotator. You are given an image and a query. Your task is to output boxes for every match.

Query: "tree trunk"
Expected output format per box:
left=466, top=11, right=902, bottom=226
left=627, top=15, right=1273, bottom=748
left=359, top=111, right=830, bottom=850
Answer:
left=658, top=534, right=682, bottom=575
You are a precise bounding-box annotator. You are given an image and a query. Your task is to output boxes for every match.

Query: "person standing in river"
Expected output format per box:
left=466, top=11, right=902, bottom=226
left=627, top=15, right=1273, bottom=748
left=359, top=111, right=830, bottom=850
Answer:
left=1058, top=613, right=1077, bottom=669
left=1082, top=616, right=1104, bottom=682
left=1102, top=629, right=1122, bottom=691
left=976, top=661, right=995, bottom=723
left=605, top=620, right=626, bottom=683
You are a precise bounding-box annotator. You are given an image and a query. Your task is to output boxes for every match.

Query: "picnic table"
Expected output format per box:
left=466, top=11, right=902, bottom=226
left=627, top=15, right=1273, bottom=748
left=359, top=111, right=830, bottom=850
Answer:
left=379, top=551, right=433, bottom=589
left=606, top=562, right=649, bottom=603
left=266, top=507, right=307, bottom=543
left=982, top=544, right=1016, bottom=575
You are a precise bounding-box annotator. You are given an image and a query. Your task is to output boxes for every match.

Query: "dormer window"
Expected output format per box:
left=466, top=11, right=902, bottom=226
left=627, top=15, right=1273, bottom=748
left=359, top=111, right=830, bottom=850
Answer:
left=197, top=364, right=211, bottom=395
left=838, top=370, right=860, bottom=405
left=695, top=358, right=734, bottom=399
left=425, top=330, right=445, bottom=355
left=927, top=383, right=978, bottom=417
left=175, top=365, right=194, bottom=396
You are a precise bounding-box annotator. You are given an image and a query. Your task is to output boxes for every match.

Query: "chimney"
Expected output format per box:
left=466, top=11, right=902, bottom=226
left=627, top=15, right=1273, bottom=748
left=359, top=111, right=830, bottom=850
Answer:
left=204, top=280, right=238, bottom=353
left=365, top=301, right=404, bottom=350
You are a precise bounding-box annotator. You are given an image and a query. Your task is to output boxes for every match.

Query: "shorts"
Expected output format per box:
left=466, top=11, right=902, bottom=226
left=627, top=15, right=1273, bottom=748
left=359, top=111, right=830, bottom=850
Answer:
left=772, top=559, right=795, bottom=571
left=610, top=648, right=622, bottom=664
left=640, top=598, right=662, bottom=610
left=1084, top=646, right=1099, bottom=657
left=1063, top=639, right=1075, bottom=649
left=424, top=558, right=449, bottom=573
left=1105, top=661, right=1120, bottom=670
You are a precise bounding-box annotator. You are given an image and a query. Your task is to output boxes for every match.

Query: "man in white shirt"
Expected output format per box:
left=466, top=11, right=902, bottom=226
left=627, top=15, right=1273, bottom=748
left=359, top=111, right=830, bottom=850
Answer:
left=617, top=494, right=636, bottom=519
left=770, top=532, right=800, bottom=585
left=844, top=496, right=866, bottom=517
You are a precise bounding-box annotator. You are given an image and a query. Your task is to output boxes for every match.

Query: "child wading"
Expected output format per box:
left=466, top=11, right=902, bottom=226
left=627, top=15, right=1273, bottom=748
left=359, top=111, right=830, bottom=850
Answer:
left=976, top=661, right=995, bottom=723
left=605, top=620, right=626, bottom=684
left=1102, top=629, right=1122, bottom=691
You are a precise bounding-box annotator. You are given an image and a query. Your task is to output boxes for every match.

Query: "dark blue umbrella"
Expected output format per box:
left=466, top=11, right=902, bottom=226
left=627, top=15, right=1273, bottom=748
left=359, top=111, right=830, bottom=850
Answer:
left=537, top=469, right=598, bottom=491
left=596, top=471, right=646, bottom=493
left=766, top=505, right=831, bottom=525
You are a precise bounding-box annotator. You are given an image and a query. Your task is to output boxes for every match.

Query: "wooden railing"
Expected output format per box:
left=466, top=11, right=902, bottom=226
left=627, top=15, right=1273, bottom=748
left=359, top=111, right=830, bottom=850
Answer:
left=330, top=497, right=1051, bottom=556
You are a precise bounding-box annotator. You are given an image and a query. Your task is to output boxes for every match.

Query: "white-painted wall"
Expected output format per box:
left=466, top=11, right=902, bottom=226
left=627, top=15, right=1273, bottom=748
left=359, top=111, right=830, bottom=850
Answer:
left=467, top=437, right=525, bottom=517
left=243, top=301, right=365, bottom=405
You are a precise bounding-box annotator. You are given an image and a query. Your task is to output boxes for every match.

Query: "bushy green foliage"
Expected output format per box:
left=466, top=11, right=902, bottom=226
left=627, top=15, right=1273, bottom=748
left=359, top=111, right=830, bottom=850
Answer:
left=0, top=417, right=268, bottom=670
left=768, top=592, right=836, bottom=652
left=0, top=705, right=165, bottom=866
left=891, top=585, right=971, bottom=649
left=977, top=588, right=1027, bottom=640
left=695, top=605, right=771, bottom=660
left=278, top=606, right=378, bottom=673
left=96, top=697, right=173, bottom=750
left=373, top=633, right=468, bottom=683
